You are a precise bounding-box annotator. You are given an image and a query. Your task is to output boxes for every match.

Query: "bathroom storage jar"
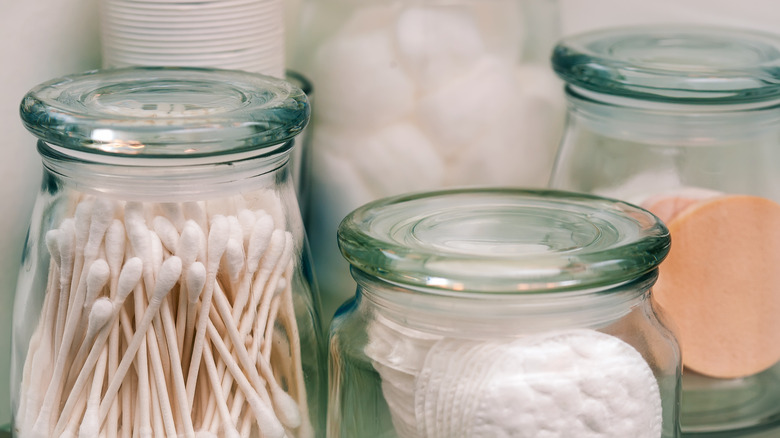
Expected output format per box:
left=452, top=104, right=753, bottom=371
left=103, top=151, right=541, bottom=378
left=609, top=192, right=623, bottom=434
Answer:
left=292, top=0, right=565, bottom=321
left=549, top=26, right=780, bottom=434
left=329, top=188, right=680, bottom=438
left=11, top=67, right=324, bottom=438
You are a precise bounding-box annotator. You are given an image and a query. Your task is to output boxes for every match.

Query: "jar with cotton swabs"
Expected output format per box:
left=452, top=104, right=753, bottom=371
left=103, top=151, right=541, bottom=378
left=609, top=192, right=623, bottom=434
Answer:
left=11, top=66, right=325, bottom=438
left=328, top=188, right=681, bottom=438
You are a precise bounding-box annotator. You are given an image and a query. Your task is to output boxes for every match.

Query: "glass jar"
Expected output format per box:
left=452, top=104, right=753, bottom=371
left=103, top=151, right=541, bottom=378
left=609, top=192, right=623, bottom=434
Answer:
left=290, top=0, right=566, bottom=322
left=549, top=26, right=780, bottom=435
left=329, top=188, right=680, bottom=438
left=11, top=67, right=325, bottom=438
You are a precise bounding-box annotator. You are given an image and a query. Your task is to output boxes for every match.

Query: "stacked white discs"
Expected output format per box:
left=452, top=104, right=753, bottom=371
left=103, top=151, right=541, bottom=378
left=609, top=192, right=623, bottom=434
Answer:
left=100, top=0, right=285, bottom=77
left=366, top=317, right=663, bottom=438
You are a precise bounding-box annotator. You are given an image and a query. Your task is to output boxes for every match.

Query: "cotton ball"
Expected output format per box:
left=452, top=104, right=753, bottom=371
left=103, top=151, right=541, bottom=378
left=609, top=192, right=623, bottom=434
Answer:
left=395, top=7, right=485, bottom=88
left=313, top=29, right=415, bottom=129
left=351, top=123, right=445, bottom=196
left=445, top=64, right=565, bottom=187
left=417, top=56, right=521, bottom=158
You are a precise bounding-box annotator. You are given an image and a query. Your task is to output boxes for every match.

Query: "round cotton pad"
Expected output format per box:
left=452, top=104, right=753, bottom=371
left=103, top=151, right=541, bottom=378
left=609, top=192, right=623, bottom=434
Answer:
left=411, top=330, right=661, bottom=438
left=652, top=194, right=780, bottom=378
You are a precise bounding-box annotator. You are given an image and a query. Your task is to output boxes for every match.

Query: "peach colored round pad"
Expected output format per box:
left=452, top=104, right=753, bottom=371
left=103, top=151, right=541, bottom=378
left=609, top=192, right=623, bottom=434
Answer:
left=651, top=195, right=780, bottom=378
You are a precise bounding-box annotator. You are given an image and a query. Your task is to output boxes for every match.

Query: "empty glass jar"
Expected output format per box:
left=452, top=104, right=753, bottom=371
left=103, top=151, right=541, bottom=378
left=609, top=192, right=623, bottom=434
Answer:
left=12, top=67, right=325, bottom=438
left=550, top=26, right=780, bottom=435
left=329, top=188, right=680, bottom=438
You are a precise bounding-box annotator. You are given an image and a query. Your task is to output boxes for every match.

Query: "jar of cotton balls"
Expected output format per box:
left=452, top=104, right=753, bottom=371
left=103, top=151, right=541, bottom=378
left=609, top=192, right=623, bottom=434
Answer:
left=290, top=0, right=565, bottom=322
left=12, top=67, right=324, bottom=438
left=329, top=188, right=681, bottom=438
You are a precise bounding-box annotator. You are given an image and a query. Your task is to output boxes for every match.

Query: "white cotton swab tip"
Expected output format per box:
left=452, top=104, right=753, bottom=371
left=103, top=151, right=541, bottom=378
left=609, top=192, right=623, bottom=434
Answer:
left=85, top=259, right=111, bottom=307
left=186, top=262, right=207, bottom=303
left=154, top=256, right=183, bottom=300
left=177, top=220, right=202, bottom=268
left=270, top=387, right=302, bottom=429
left=46, top=229, right=61, bottom=266
left=246, top=214, right=274, bottom=272
left=86, top=298, right=114, bottom=338
left=152, top=216, right=179, bottom=255
left=116, top=257, right=143, bottom=303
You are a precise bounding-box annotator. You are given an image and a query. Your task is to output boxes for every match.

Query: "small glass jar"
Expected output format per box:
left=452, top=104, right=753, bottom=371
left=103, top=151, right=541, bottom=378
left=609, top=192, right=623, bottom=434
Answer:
left=291, top=0, right=566, bottom=321
left=11, top=67, right=325, bottom=438
left=549, top=26, right=780, bottom=434
left=329, top=188, right=680, bottom=438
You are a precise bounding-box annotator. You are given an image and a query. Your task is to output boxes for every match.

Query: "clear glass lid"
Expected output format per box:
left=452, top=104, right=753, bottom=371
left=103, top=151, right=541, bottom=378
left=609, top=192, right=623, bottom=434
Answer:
left=552, top=26, right=780, bottom=104
left=20, top=66, right=309, bottom=159
left=338, top=188, right=670, bottom=294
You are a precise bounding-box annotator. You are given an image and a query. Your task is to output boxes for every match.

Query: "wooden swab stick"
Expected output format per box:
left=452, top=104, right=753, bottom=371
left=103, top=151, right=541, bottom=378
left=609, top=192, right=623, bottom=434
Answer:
left=146, top=322, right=178, bottom=437
left=19, top=230, right=62, bottom=430
left=31, top=258, right=111, bottom=438
left=54, top=220, right=76, bottom=356
left=159, top=296, right=195, bottom=436
left=205, top=321, right=285, bottom=438
left=78, top=342, right=109, bottom=437
left=98, top=256, right=182, bottom=424
left=201, top=338, right=241, bottom=438
left=53, top=298, right=114, bottom=436
left=104, top=220, right=126, bottom=438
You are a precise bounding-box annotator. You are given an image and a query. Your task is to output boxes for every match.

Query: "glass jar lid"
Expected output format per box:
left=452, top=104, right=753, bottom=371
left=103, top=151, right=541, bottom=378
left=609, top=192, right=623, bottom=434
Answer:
left=20, top=66, right=309, bottom=160
left=552, top=26, right=780, bottom=104
left=338, top=188, right=670, bottom=294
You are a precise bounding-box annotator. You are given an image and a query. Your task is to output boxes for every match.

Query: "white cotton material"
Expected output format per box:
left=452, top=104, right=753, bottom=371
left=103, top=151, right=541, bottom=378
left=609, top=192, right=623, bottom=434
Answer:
left=350, top=123, right=446, bottom=197
left=207, top=215, right=230, bottom=272
left=225, top=239, right=245, bottom=283
left=186, top=262, right=207, bottom=303
left=45, top=230, right=61, bottom=267
left=153, top=256, right=183, bottom=302
left=416, top=56, right=521, bottom=156
left=85, top=198, right=116, bottom=259
left=116, top=258, right=143, bottom=303
left=85, top=259, right=111, bottom=306
left=177, top=220, right=203, bottom=269
left=152, top=216, right=180, bottom=255
left=312, top=28, right=415, bottom=129
left=105, top=219, right=126, bottom=277
left=74, top=199, right=94, bottom=251
left=395, top=7, right=485, bottom=88
left=246, top=214, right=274, bottom=273
left=367, top=320, right=663, bottom=438
left=86, top=298, right=114, bottom=336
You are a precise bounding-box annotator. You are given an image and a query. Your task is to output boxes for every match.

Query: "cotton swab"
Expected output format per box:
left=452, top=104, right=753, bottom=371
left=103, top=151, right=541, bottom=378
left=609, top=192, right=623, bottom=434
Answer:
left=31, top=258, right=112, bottom=438
left=98, top=256, right=183, bottom=423
left=153, top=216, right=180, bottom=255
left=201, top=338, right=241, bottom=438
left=104, top=219, right=126, bottom=438
left=182, top=262, right=207, bottom=375
left=185, top=215, right=229, bottom=410
left=53, top=298, right=114, bottom=436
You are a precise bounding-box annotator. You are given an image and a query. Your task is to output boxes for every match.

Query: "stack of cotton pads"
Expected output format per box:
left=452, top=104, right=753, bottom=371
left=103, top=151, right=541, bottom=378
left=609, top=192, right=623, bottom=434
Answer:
left=366, top=316, right=663, bottom=438
left=100, top=0, right=285, bottom=77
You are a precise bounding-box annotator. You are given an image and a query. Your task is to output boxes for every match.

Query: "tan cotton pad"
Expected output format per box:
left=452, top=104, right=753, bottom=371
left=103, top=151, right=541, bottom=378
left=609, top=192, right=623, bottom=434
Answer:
left=652, top=195, right=780, bottom=378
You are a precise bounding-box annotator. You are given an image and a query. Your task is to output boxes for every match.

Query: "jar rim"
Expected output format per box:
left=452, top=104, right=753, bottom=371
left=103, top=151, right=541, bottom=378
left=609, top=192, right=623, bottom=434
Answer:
left=20, top=66, right=309, bottom=161
left=337, top=188, right=671, bottom=294
left=552, top=25, right=780, bottom=105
